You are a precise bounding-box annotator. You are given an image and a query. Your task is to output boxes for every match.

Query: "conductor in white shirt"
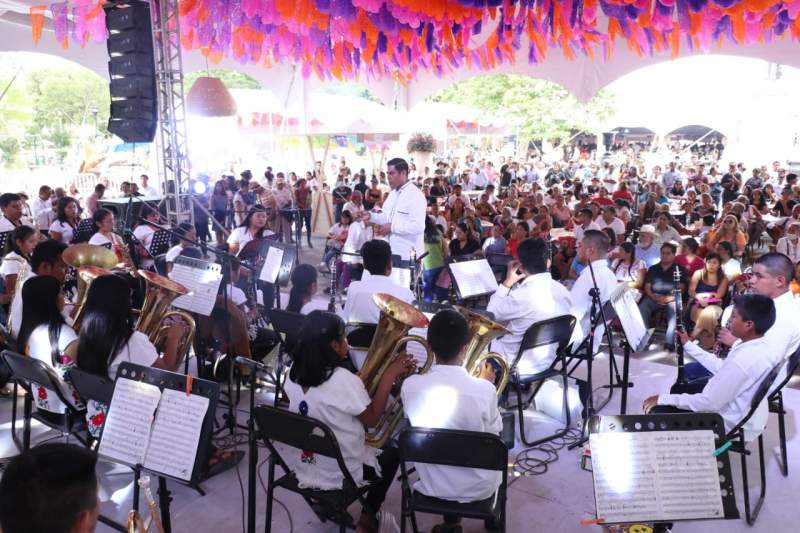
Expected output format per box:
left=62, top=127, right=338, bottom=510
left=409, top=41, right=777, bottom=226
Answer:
left=486, top=238, right=572, bottom=374
left=343, top=239, right=414, bottom=326
left=400, top=309, right=502, bottom=529
left=359, top=158, right=426, bottom=261
left=570, top=230, right=619, bottom=352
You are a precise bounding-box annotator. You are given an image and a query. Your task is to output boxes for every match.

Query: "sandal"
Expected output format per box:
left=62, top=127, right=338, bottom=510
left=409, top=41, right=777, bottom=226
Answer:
left=203, top=449, right=244, bottom=480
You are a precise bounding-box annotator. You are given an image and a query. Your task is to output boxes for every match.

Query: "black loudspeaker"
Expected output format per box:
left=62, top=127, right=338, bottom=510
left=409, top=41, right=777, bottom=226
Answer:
left=602, top=132, right=615, bottom=150
left=105, top=1, right=157, bottom=143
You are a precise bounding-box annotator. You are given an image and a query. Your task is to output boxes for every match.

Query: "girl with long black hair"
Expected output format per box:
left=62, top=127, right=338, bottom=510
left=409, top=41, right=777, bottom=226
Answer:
left=285, top=311, right=414, bottom=533
left=18, top=276, right=81, bottom=413
left=227, top=204, right=275, bottom=256
left=286, top=263, right=338, bottom=314
left=0, top=225, right=38, bottom=305
left=49, top=196, right=80, bottom=244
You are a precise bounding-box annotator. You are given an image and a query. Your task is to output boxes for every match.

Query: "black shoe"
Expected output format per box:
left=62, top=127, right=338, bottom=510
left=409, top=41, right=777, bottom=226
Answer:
left=307, top=242, right=313, bottom=248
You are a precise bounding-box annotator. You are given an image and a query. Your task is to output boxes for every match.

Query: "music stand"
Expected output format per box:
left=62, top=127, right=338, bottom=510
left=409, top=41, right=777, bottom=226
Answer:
left=0, top=231, right=10, bottom=252
left=149, top=229, right=172, bottom=257
left=447, top=254, right=499, bottom=301
left=588, top=413, right=739, bottom=527
left=97, top=363, right=219, bottom=531
left=246, top=239, right=297, bottom=309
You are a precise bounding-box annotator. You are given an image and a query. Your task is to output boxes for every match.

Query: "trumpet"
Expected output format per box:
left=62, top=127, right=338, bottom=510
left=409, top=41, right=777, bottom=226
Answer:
left=456, top=306, right=510, bottom=395
left=359, top=293, right=434, bottom=448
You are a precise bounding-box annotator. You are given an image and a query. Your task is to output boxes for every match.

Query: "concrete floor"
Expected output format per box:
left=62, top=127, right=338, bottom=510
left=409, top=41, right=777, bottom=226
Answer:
left=2, top=235, right=797, bottom=532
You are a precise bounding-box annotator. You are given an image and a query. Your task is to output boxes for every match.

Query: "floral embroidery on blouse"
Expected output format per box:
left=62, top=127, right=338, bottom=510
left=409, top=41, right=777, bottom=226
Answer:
left=32, top=355, right=84, bottom=414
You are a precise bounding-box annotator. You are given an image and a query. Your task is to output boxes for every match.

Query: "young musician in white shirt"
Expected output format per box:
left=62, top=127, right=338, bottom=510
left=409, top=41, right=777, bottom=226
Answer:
left=165, top=223, right=197, bottom=273
left=286, top=263, right=341, bottom=315
left=0, top=225, right=38, bottom=306
left=284, top=311, right=414, bottom=533
left=343, top=240, right=414, bottom=325
left=400, top=310, right=502, bottom=530
left=570, top=229, right=618, bottom=351
left=644, top=294, right=776, bottom=440
left=486, top=237, right=572, bottom=374
left=132, top=204, right=159, bottom=269
left=87, top=208, right=123, bottom=247
left=48, top=196, right=80, bottom=245
left=358, top=158, right=427, bottom=261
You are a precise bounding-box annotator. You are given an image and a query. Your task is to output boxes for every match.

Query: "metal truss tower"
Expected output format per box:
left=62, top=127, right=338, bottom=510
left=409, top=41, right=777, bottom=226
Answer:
left=151, top=0, right=193, bottom=225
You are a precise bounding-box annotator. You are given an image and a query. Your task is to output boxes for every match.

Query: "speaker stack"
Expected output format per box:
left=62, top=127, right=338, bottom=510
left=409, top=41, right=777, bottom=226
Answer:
left=105, top=1, right=157, bottom=143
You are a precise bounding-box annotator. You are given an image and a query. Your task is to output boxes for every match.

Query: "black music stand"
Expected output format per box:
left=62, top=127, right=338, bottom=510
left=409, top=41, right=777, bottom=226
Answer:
left=250, top=239, right=297, bottom=310
left=96, top=363, right=219, bottom=532
left=588, top=413, right=739, bottom=527
left=447, top=254, right=499, bottom=303
left=149, top=229, right=172, bottom=257
left=0, top=231, right=11, bottom=252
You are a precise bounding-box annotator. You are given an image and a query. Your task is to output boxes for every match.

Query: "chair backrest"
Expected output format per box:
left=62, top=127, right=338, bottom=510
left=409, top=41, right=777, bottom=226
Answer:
left=68, top=367, right=115, bottom=405
left=1, top=350, right=75, bottom=406
left=253, top=405, right=359, bottom=487
left=771, top=344, right=800, bottom=396
left=269, top=309, right=304, bottom=353
left=726, top=362, right=782, bottom=440
left=514, top=314, right=577, bottom=367
left=399, top=427, right=508, bottom=472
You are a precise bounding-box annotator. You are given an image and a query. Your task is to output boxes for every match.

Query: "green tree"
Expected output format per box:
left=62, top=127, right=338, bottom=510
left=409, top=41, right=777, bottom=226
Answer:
left=431, top=74, right=615, bottom=144
left=185, top=69, right=261, bottom=90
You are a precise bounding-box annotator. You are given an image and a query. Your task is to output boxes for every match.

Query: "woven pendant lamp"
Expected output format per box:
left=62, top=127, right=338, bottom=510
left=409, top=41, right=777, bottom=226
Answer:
left=186, top=76, right=237, bottom=117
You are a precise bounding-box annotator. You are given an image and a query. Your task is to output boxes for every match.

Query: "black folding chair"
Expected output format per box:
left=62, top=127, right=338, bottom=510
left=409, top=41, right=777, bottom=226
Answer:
left=398, top=427, right=508, bottom=533
left=725, top=362, right=782, bottom=525
left=254, top=405, right=373, bottom=533
left=346, top=323, right=377, bottom=349
left=505, top=314, right=576, bottom=447
left=1, top=350, right=87, bottom=451
left=768, top=345, right=800, bottom=477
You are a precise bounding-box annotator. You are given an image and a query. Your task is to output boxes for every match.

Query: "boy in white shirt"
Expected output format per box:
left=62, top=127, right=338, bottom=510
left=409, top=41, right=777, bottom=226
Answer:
left=401, top=309, right=502, bottom=531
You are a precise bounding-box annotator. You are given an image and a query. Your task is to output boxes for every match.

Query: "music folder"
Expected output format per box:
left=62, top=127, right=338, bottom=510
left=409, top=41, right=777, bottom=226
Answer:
left=588, top=413, right=738, bottom=525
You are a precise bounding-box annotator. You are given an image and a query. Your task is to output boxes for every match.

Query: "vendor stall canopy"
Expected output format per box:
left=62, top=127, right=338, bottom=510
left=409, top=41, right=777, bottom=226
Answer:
left=2, top=0, right=800, bottom=105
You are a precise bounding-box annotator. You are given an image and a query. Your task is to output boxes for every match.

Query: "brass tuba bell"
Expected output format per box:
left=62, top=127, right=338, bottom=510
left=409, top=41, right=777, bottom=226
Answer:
left=135, top=270, right=196, bottom=366
left=456, top=306, right=510, bottom=395
left=63, top=244, right=119, bottom=330
left=359, top=293, right=434, bottom=448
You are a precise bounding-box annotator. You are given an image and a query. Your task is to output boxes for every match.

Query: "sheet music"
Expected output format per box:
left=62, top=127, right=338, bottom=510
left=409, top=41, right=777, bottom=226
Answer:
left=449, top=259, right=498, bottom=298
left=609, top=283, right=647, bottom=349
left=171, top=258, right=223, bottom=316
left=405, top=327, right=430, bottom=367
left=259, top=246, right=284, bottom=283
left=98, top=378, right=161, bottom=467
left=144, top=389, right=210, bottom=481
left=390, top=267, right=411, bottom=290
left=590, top=430, right=724, bottom=524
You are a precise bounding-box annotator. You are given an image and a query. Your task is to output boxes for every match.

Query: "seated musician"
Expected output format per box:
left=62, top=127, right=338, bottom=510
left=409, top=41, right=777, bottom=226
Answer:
left=17, top=275, right=81, bottom=414
left=286, top=263, right=341, bottom=314
left=71, top=274, right=186, bottom=438
left=400, top=310, right=502, bottom=531
left=0, top=443, right=100, bottom=533
left=165, top=222, right=197, bottom=273
left=343, top=240, right=414, bottom=325
left=132, top=204, right=159, bottom=270
left=284, top=310, right=413, bottom=533
left=227, top=204, right=275, bottom=256
left=8, top=239, right=68, bottom=337
left=1, top=225, right=38, bottom=306
left=643, top=294, right=776, bottom=440
left=486, top=238, right=572, bottom=374
left=87, top=208, right=122, bottom=247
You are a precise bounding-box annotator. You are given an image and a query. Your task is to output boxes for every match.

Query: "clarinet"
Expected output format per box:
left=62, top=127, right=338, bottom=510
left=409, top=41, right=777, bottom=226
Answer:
left=673, top=267, right=687, bottom=386
left=712, top=314, right=733, bottom=359
left=328, top=255, right=337, bottom=312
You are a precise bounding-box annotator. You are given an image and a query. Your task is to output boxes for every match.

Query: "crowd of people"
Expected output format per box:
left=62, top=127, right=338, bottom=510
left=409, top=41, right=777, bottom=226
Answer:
left=2, top=147, right=800, bottom=533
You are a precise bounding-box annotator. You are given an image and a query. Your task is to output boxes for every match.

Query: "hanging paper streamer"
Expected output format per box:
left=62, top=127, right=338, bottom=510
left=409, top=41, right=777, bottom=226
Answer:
left=29, top=5, right=47, bottom=45
left=28, top=0, right=800, bottom=79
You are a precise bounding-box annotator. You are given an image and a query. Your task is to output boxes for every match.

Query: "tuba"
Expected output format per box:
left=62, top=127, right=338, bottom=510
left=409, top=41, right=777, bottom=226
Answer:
left=63, top=244, right=119, bottom=330
left=359, top=293, right=434, bottom=448
left=135, top=270, right=196, bottom=366
left=456, top=306, right=510, bottom=395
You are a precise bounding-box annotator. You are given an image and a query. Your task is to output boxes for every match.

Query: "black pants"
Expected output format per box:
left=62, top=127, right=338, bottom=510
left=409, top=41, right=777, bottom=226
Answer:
left=362, top=446, right=399, bottom=514
left=296, top=208, right=312, bottom=244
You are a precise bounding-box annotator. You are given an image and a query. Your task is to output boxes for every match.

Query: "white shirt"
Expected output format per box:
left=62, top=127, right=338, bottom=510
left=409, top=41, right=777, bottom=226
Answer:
left=570, top=259, right=618, bottom=350
left=107, top=331, right=160, bottom=379
left=471, top=171, right=489, bottom=188
left=594, top=217, right=626, bottom=240
left=165, top=244, right=184, bottom=264
left=574, top=221, right=600, bottom=244
left=342, top=221, right=372, bottom=265
left=31, top=197, right=53, bottom=229
left=0, top=216, right=18, bottom=232
left=8, top=270, right=37, bottom=337
left=369, top=181, right=427, bottom=260
left=48, top=220, right=75, bottom=245
left=1, top=251, right=27, bottom=280
left=284, top=367, right=376, bottom=490
left=659, top=337, right=773, bottom=441
left=226, top=226, right=274, bottom=255
left=133, top=225, right=156, bottom=267
left=486, top=273, right=572, bottom=374
left=652, top=225, right=682, bottom=246
left=88, top=232, right=113, bottom=246
left=401, top=365, right=502, bottom=503
left=26, top=323, right=78, bottom=413
left=776, top=236, right=800, bottom=264
left=343, top=273, right=414, bottom=325
left=342, top=201, right=364, bottom=216
left=721, top=258, right=742, bottom=280
left=141, top=185, right=159, bottom=198
left=764, top=291, right=800, bottom=387
left=300, top=299, right=342, bottom=315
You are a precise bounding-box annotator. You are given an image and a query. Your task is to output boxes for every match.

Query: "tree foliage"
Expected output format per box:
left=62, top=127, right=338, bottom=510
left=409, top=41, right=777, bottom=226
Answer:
left=185, top=69, right=261, bottom=90
left=431, top=74, right=615, bottom=143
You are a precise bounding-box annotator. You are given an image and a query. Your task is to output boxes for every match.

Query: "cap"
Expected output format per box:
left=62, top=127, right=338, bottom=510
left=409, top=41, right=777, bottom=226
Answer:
left=639, top=224, right=656, bottom=234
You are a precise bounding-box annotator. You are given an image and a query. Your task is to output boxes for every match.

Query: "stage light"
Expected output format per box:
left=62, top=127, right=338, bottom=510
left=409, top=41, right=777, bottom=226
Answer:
left=192, top=181, right=207, bottom=195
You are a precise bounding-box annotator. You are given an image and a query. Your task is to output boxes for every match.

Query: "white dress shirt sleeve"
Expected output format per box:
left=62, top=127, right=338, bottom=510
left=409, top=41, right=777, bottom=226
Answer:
left=486, top=286, right=517, bottom=322
left=683, top=341, right=725, bottom=374
left=658, top=355, right=751, bottom=413
left=390, top=188, right=426, bottom=238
